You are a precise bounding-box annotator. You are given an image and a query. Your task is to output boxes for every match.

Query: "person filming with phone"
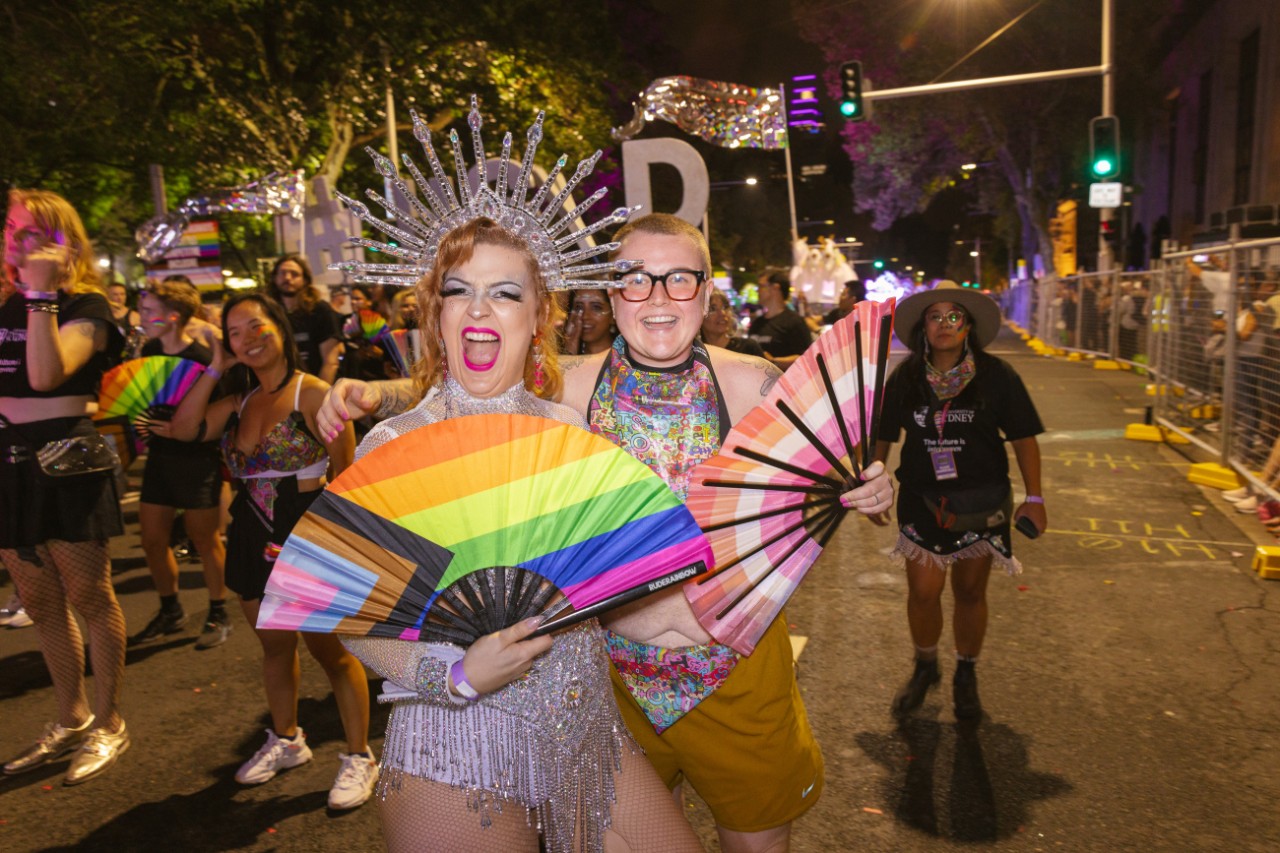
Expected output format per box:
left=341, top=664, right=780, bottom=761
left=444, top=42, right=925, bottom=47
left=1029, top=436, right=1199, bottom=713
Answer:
left=873, top=281, right=1046, bottom=722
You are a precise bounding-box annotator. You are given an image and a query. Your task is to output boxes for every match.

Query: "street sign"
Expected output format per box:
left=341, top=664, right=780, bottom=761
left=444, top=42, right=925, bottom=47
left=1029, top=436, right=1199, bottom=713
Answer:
left=1089, top=182, right=1122, bottom=208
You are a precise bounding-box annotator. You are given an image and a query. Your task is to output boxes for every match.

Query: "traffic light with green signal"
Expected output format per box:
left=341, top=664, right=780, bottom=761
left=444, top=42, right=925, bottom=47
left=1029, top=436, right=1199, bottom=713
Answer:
left=839, top=61, right=867, bottom=122
left=872, top=258, right=884, bottom=270
left=1089, top=116, right=1120, bottom=180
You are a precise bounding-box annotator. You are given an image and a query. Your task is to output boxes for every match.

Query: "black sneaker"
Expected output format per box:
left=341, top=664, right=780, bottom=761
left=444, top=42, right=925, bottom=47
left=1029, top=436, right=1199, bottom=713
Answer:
left=953, top=661, right=983, bottom=720
left=195, top=612, right=232, bottom=650
left=891, top=658, right=941, bottom=716
left=129, top=607, right=187, bottom=645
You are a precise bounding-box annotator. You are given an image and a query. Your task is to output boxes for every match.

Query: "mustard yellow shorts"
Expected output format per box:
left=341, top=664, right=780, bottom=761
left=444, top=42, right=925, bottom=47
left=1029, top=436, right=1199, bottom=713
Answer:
left=609, top=615, right=824, bottom=832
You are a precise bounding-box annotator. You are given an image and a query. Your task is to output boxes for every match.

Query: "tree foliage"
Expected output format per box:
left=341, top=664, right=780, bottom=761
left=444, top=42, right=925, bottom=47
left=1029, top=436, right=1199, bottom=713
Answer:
left=1, top=0, right=646, bottom=268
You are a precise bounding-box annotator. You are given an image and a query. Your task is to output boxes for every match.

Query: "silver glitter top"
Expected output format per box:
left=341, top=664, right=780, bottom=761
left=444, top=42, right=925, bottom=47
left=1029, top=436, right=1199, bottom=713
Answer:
left=328, top=95, right=642, bottom=291
left=342, top=378, right=625, bottom=853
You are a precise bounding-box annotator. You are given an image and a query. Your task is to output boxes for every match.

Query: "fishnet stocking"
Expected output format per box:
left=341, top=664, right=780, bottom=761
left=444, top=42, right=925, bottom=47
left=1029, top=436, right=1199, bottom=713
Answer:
left=376, top=748, right=701, bottom=853
left=1, top=540, right=126, bottom=731
left=603, top=747, right=702, bottom=853
left=379, top=773, right=540, bottom=853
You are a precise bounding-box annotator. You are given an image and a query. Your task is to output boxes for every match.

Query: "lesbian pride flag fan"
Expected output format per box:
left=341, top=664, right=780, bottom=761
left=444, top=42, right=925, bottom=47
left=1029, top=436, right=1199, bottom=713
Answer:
left=258, top=413, right=712, bottom=644
left=685, top=298, right=895, bottom=655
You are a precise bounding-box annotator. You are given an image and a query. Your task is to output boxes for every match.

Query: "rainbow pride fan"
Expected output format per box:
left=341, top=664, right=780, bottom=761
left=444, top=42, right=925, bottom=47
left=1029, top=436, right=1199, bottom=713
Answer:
left=345, top=309, right=390, bottom=342
left=95, top=356, right=207, bottom=422
left=385, top=328, right=421, bottom=377
left=258, top=414, right=712, bottom=644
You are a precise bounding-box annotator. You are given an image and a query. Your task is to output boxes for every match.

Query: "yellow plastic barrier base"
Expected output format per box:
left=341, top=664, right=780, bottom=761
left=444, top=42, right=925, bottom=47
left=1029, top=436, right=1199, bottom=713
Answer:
left=1068, top=352, right=1083, bottom=361
left=1124, top=423, right=1190, bottom=444
left=1186, top=404, right=1220, bottom=419
left=1020, top=332, right=1031, bottom=341
left=1145, top=384, right=1186, bottom=397
left=1186, top=462, right=1239, bottom=489
left=1251, top=546, right=1280, bottom=580
left=1094, top=360, right=1121, bottom=370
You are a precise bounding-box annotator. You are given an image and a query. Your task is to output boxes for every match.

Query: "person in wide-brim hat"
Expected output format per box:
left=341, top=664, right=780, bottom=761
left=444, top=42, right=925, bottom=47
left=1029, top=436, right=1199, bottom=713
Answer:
left=873, top=277, right=1046, bottom=725
left=894, top=280, right=1002, bottom=350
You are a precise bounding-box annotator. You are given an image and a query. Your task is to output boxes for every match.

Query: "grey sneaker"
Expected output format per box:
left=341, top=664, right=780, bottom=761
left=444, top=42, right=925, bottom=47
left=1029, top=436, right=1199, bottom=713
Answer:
left=195, top=612, right=232, bottom=650
left=4, top=716, right=95, bottom=775
left=64, top=723, right=130, bottom=785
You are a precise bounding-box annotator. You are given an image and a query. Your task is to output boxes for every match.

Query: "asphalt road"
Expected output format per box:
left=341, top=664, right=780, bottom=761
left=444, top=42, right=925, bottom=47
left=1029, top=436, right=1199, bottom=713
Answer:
left=2, top=328, right=1278, bottom=852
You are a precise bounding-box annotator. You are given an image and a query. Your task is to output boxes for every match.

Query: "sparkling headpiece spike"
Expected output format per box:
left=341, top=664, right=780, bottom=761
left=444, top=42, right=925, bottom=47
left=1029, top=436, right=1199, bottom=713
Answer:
left=448, top=129, right=472, bottom=209
left=411, top=110, right=460, bottom=213
left=512, top=112, right=546, bottom=208
left=495, top=132, right=513, bottom=203
left=328, top=98, right=641, bottom=291
left=540, top=151, right=603, bottom=224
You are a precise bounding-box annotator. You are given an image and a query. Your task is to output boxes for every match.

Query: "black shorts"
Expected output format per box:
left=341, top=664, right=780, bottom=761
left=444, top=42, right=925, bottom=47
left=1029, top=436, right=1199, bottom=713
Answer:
left=140, top=444, right=222, bottom=509
left=896, top=483, right=1015, bottom=559
left=0, top=416, right=124, bottom=548
left=224, top=478, right=321, bottom=601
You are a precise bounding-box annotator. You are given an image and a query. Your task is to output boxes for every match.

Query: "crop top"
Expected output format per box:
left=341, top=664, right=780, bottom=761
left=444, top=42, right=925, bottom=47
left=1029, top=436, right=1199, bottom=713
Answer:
left=0, top=292, right=122, bottom=398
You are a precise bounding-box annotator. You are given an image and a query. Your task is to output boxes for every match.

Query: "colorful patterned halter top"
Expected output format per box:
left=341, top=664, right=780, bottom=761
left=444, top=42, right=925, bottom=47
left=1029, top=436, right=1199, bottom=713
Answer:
left=221, top=374, right=328, bottom=520
left=587, top=336, right=730, bottom=502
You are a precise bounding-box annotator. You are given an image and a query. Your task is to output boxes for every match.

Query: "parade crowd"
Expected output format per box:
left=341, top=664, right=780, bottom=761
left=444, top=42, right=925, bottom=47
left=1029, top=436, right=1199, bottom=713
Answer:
left=1, top=115, right=1045, bottom=851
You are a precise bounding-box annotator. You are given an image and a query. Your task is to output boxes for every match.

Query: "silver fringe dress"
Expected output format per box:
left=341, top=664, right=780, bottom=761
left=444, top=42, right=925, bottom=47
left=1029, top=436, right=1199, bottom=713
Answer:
left=342, top=377, right=631, bottom=853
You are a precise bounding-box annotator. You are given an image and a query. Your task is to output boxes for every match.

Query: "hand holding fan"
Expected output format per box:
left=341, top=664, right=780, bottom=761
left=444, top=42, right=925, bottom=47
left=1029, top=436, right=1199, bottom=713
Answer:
left=258, top=413, right=713, bottom=644
left=96, top=356, right=207, bottom=425
left=684, top=298, right=895, bottom=655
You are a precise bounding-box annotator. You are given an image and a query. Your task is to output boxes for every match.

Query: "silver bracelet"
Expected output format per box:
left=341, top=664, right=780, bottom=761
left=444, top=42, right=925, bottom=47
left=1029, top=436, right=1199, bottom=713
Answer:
left=25, top=301, right=59, bottom=314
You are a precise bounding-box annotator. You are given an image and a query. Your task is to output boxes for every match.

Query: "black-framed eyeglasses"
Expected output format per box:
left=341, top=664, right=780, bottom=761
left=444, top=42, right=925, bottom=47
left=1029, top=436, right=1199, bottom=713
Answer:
left=611, top=269, right=706, bottom=302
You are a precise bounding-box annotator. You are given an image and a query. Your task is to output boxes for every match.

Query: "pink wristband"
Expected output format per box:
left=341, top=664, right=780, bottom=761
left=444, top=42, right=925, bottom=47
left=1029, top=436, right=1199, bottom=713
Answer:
left=1024, top=496, right=1044, bottom=504
left=205, top=366, right=223, bottom=381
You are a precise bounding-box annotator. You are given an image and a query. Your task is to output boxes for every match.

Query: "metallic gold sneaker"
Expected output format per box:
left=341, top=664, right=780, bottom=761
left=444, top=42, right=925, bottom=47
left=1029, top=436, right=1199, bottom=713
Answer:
left=3, top=716, right=95, bottom=775
left=64, top=723, right=130, bottom=786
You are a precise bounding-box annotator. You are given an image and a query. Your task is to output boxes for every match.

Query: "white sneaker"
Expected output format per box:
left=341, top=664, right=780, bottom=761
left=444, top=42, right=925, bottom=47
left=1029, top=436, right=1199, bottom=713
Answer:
left=0, top=596, right=32, bottom=628
left=1235, top=496, right=1259, bottom=513
left=235, top=729, right=313, bottom=785
left=328, top=752, right=378, bottom=810
left=1222, top=486, right=1251, bottom=502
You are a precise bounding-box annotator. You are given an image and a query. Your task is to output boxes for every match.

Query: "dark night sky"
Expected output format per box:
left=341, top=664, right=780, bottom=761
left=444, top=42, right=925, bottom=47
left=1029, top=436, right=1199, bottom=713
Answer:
left=642, top=0, right=961, bottom=278
left=648, top=0, right=823, bottom=88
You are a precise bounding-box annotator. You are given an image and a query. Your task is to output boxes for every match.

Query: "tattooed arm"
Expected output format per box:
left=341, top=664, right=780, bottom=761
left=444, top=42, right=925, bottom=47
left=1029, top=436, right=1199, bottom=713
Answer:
left=707, top=349, right=782, bottom=427
left=316, top=377, right=417, bottom=440
left=558, top=351, right=608, bottom=416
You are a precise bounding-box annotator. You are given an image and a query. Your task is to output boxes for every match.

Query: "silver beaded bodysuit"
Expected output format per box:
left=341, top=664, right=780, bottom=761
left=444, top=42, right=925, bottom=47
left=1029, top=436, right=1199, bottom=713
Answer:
left=342, top=377, right=629, bottom=853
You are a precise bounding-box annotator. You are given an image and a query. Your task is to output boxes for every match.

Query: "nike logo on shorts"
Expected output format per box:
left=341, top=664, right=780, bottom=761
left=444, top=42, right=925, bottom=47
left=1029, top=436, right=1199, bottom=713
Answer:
left=800, top=778, right=816, bottom=798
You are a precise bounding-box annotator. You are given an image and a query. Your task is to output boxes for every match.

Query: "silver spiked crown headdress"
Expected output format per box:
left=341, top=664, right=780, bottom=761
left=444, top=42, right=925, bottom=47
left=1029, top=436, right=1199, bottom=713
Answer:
left=329, top=96, right=641, bottom=291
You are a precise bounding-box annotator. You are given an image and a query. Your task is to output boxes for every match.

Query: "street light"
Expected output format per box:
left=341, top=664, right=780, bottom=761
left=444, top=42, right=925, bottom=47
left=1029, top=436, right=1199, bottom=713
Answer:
left=745, top=177, right=759, bottom=186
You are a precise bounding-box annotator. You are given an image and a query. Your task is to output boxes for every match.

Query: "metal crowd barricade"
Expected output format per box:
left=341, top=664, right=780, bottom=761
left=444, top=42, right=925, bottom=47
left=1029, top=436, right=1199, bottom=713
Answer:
left=1001, top=228, right=1280, bottom=498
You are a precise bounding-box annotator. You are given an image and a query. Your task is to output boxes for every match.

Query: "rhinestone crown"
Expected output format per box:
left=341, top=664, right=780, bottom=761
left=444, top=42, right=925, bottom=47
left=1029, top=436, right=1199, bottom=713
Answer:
left=329, top=96, right=640, bottom=291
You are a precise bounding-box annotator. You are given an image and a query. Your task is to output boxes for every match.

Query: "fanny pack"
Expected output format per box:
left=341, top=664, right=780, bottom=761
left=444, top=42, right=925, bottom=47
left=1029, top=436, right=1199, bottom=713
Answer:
left=0, top=414, right=120, bottom=478
left=923, top=483, right=1012, bottom=533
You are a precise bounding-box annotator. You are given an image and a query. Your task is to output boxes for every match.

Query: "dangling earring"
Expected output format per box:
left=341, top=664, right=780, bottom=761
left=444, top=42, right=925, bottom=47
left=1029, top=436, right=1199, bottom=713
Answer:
left=438, top=337, right=448, bottom=378
left=533, top=333, right=546, bottom=392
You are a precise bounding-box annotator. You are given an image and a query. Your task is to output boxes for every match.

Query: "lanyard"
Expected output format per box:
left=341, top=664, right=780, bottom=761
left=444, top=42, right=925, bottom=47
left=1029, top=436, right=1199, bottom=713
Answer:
left=933, top=400, right=953, bottom=442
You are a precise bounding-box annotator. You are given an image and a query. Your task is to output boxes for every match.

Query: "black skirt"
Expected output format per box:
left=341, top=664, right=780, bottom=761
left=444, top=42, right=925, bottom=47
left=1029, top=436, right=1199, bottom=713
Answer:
left=224, top=477, right=321, bottom=602
left=0, top=416, right=124, bottom=548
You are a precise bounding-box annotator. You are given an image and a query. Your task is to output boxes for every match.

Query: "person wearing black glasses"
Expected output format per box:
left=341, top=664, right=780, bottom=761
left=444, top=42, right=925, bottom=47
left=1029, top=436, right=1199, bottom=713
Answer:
left=316, top=212, right=896, bottom=852
left=747, top=270, right=813, bottom=368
